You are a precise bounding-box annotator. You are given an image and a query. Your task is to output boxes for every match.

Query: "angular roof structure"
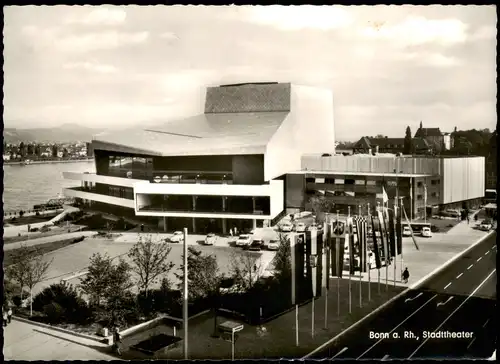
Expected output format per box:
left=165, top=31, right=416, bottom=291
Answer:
left=92, top=111, right=289, bottom=156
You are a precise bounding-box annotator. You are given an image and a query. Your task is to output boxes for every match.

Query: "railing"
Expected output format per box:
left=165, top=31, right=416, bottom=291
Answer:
left=3, top=205, right=64, bottom=217
left=151, top=171, right=233, bottom=185
left=67, top=187, right=134, bottom=200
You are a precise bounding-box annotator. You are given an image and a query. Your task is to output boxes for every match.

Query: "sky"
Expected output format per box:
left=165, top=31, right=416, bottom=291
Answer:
left=3, top=5, right=497, bottom=141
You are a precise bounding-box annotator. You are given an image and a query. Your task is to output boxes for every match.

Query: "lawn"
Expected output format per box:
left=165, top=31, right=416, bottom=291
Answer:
left=34, top=238, right=261, bottom=296
left=427, top=217, right=460, bottom=233
left=4, top=213, right=58, bottom=226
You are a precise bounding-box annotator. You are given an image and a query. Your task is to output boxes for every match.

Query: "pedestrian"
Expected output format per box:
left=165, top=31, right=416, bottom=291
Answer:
left=467, top=215, right=470, bottom=224
left=3, top=309, right=8, bottom=327
left=113, top=327, right=122, bottom=356
left=402, top=267, right=410, bottom=284
left=229, top=228, right=233, bottom=237
left=7, top=307, right=12, bottom=324
left=474, top=214, right=478, bottom=222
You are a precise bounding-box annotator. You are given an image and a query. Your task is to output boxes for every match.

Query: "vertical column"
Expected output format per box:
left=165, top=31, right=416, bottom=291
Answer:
left=163, top=217, right=167, bottom=232
left=192, top=196, right=197, bottom=233
left=222, top=197, right=227, bottom=235
left=252, top=197, right=256, bottom=213
left=252, top=219, right=257, bottom=230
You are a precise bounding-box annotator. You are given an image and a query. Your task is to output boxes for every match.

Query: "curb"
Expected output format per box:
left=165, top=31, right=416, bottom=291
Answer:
left=302, top=230, right=495, bottom=359
left=12, top=315, right=105, bottom=344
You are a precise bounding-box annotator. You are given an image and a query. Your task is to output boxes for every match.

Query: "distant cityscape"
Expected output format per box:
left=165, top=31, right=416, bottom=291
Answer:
left=3, top=141, right=94, bottom=163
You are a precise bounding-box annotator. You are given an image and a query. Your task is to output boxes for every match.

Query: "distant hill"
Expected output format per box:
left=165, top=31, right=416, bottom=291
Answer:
left=3, top=124, right=104, bottom=143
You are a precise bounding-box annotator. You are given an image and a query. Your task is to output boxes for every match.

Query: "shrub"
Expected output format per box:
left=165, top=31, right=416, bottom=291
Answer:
left=40, top=225, right=51, bottom=233
left=33, top=282, right=92, bottom=324
left=12, top=295, right=23, bottom=307
left=35, top=211, right=40, bottom=216
left=72, top=236, right=86, bottom=244
left=19, top=210, right=25, bottom=218
left=43, top=302, right=65, bottom=324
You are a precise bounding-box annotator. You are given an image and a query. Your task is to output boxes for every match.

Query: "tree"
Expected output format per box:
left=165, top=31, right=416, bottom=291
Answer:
left=52, top=144, right=58, bottom=158
left=5, top=246, right=31, bottom=300
left=128, top=234, right=175, bottom=296
left=175, top=246, right=221, bottom=301
left=271, top=233, right=292, bottom=284
left=19, top=142, right=26, bottom=157
left=27, top=143, right=34, bottom=155
left=62, top=148, right=69, bottom=158
left=34, top=144, right=41, bottom=157
left=308, top=195, right=335, bottom=224
left=229, top=251, right=264, bottom=292
left=24, top=253, right=53, bottom=316
left=404, top=126, right=413, bottom=154
left=375, top=134, right=386, bottom=138
left=79, top=252, right=115, bottom=306
left=419, top=121, right=423, bottom=129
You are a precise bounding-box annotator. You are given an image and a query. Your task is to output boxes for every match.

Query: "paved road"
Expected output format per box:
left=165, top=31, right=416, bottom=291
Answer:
left=309, top=232, right=497, bottom=360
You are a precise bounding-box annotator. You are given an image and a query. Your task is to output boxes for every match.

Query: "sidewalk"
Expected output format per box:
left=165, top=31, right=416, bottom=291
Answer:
left=3, top=207, right=80, bottom=238
left=4, top=318, right=116, bottom=360
left=355, top=219, right=490, bottom=287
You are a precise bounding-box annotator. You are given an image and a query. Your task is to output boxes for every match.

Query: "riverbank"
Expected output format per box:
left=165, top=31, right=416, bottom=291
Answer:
left=4, top=158, right=93, bottom=165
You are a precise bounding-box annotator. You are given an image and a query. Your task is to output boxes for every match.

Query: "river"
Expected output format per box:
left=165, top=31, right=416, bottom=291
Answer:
left=3, top=161, right=96, bottom=212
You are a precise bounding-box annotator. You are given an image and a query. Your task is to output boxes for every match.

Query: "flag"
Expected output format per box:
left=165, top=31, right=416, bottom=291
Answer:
left=290, top=233, right=306, bottom=305
left=332, top=220, right=346, bottom=278
left=382, top=186, right=389, bottom=205
left=424, top=183, right=428, bottom=213
left=377, top=210, right=389, bottom=265
left=370, top=215, right=382, bottom=269
left=348, top=232, right=356, bottom=275
left=322, top=222, right=330, bottom=289
left=396, top=204, right=403, bottom=256
left=387, top=208, right=397, bottom=258
left=309, top=229, right=318, bottom=297
left=329, top=222, right=337, bottom=279
left=354, top=215, right=368, bottom=273
left=410, top=178, right=413, bottom=201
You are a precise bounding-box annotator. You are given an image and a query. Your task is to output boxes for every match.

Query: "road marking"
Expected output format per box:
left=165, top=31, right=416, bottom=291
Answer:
left=408, top=269, right=497, bottom=360
left=485, top=251, right=489, bottom=256
left=467, top=264, right=473, bottom=270
left=331, top=347, right=348, bottom=359
left=467, top=337, right=477, bottom=349
left=477, top=257, right=482, bottom=262
left=404, top=292, right=423, bottom=303
left=444, top=282, right=452, bottom=290
left=437, top=297, right=454, bottom=307
left=356, top=294, right=438, bottom=360
left=456, top=273, right=463, bottom=279
left=382, top=354, right=390, bottom=361
left=483, top=318, right=490, bottom=328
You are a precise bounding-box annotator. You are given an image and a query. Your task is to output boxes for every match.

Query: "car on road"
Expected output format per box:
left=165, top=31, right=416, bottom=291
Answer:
left=248, top=238, right=264, bottom=251
left=421, top=227, right=432, bottom=238
left=295, top=222, right=306, bottom=232
left=479, top=219, right=493, bottom=231
left=280, top=222, right=293, bottom=232
left=266, top=239, right=280, bottom=251
left=169, top=231, right=184, bottom=243
left=402, top=226, right=412, bottom=237
left=235, top=234, right=252, bottom=247
left=203, top=233, right=217, bottom=245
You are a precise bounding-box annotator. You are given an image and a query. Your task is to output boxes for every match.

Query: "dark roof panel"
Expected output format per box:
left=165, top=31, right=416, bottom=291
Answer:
left=415, top=127, right=442, bottom=137
left=204, top=83, right=291, bottom=113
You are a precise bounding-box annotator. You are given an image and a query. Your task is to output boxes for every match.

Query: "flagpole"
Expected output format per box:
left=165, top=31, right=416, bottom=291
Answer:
left=347, top=208, right=352, bottom=315
left=324, top=222, right=329, bottom=330
left=358, top=205, right=363, bottom=308
left=367, top=202, right=371, bottom=302
left=376, top=202, right=381, bottom=295
left=393, top=198, right=397, bottom=287
left=400, top=197, right=405, bottom=281
left=336, top=210, right=340, bottom=318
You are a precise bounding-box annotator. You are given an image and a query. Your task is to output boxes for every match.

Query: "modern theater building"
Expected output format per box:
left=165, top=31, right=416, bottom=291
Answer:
left=63, top=82, right=485, bottom=234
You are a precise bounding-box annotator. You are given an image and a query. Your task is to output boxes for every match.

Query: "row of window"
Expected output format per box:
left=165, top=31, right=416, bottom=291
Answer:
left=416, top=192, right=439, bottom=200
left=308, top=177, right=403, bottom=186
left=108, top=186, right=134, bottom=200
left=417, top=180, right=440, bottom=187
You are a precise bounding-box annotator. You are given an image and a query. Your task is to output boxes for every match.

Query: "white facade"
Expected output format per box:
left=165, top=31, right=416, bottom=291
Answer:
left=443, top=134, right=451, bottom=150
left=441, top=157, right=485, bottom=204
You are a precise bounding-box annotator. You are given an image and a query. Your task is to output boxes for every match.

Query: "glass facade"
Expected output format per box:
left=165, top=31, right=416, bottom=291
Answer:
left=138, top=194, right=271, bottom=215
left=108, top=156, right=153, bottom=179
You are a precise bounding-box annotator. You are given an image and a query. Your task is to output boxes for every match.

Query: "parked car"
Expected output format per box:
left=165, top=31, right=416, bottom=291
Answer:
left=295, top=222, right=306, bottom=232
left=266, top=239, right=280, bottom=251
left=307, top=223, right=323, bottom=232
left=402, top=226, right=412, bottom=237
left=248, top=238, right=264, bottom=251
left=169, top=231, right=184, bottom=243
left=421, top=227, right=432, bottom=238
left=204, top=233, right=217, bottom=245
left=280, top=222, right=293, bottom=232
left=235, top=234, right=252, bottom=247
left=479, top=219, right=493, bottom=231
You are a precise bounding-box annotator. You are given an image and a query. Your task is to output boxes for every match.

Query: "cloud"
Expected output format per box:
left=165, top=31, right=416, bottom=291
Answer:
left=359, top=16, right=468, bottom=46
left=55, top=31, right=149, bottom=53
left=245, top=5, right=353, bottom=31
left=159, top=32, right=179, bottom=40
left=63, top=61, right=118, bottom=73
left=65, top=7, right=127, bottom=26
left=470, top=25, right=496, bottom=41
